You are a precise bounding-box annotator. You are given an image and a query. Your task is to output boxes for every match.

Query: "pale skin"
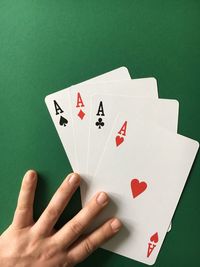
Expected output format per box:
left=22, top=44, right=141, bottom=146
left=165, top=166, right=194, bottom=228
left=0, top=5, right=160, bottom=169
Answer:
left=0, top=170, right=122, bottom=267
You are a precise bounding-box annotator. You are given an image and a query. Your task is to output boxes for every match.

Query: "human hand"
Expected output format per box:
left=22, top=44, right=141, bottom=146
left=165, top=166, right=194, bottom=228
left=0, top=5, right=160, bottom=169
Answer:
left=0, top=170, right=122, bottom=267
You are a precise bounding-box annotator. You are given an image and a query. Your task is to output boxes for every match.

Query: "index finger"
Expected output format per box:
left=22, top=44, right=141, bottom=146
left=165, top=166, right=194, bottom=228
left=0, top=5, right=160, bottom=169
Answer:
left=12, top=170, right=37, bottom=229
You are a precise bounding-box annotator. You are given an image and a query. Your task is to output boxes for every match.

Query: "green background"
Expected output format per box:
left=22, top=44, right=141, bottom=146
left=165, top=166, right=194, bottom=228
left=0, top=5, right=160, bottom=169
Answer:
left=0, top=0, right=199, bottom=266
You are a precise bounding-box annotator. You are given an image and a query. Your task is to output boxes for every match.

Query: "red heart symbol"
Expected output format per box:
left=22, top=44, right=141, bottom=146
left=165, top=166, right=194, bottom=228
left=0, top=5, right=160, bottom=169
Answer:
left=115, top=135, right=124, bottom=147
left=131, top=178, right=147, bottom=198
left=150, top=232, right=159, bottom=243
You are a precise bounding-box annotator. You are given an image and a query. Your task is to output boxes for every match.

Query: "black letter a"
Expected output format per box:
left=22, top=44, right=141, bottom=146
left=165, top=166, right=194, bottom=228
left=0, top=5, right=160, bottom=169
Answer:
left=54, top=100, right=64, bottom=115
left=96, top=101, right=105, bottom=116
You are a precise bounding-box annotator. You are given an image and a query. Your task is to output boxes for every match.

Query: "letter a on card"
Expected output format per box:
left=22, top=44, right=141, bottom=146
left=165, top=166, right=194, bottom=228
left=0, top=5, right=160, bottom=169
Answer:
left=115, top=121, right=127, bottom=147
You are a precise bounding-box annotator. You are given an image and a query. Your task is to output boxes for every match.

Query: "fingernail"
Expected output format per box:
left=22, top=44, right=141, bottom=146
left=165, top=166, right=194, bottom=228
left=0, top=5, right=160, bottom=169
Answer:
left=110, top=218, right=122, bottom=232
left=68, top=173, right=80, bottom=184
left=96, top=192, right=108, bottom=205
left=26, top=170, right=36, bottom=182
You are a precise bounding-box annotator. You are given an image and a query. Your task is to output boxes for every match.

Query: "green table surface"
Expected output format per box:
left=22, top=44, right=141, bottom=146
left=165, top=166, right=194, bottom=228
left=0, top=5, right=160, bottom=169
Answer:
left=0, top=1, right=199, bottom=266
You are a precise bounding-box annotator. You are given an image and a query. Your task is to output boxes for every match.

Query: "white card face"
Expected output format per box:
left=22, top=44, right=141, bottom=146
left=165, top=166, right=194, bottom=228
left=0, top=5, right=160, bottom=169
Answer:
left=70, top=77, right=158, bottom=173
left=82, top=97, right=178, bottom=233
left=86, top=96, right=179, bottom=179
left=81, top=97, right=179, bottom=207
left=45, top=67, right=131, bottom=170
left=45, top=90, right=77, bottom=167
left=85, top=97, right=179, bottom=231
left=84, top=116, right=199, bottom=265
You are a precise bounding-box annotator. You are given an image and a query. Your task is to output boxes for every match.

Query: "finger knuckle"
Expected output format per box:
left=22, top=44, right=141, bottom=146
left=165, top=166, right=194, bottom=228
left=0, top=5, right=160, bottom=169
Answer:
left=69, top=220, right=83, bottom=236
left=16, top=205, right=31, bottom=213
left=84, top=237, right=95, bottom=255
left=46, top=207, right=59, bottom=220
left=38, top=244, right=58, bottom=261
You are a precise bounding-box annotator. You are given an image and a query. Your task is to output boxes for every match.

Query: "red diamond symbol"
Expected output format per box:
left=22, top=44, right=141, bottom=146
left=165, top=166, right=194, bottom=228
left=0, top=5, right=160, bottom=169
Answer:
left=78, top=109, right=85, bottom=120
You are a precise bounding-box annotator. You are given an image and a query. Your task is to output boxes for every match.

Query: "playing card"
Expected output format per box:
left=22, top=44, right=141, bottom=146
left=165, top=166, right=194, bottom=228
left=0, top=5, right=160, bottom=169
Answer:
left=84, top=115, right=199, bottom=265
left=45, top=67, right=131, bottom=170
left=83, top=97, right=178, bottom=233
left=70, top=77, right=158, bottom=173
left=86, top=96, right=179, bottom=189
left=45, top=91, right=76, bottom=167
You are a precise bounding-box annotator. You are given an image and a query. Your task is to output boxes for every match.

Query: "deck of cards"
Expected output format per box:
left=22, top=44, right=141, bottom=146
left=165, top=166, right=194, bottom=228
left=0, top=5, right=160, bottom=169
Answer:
left=45, top=67, right=199, bottom=265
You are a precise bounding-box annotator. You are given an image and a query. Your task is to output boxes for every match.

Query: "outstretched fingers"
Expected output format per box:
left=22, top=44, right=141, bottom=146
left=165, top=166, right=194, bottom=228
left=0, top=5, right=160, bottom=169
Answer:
left=53, top=191, right=110, bottom=247
left=67, top=218, right=122, bottom=265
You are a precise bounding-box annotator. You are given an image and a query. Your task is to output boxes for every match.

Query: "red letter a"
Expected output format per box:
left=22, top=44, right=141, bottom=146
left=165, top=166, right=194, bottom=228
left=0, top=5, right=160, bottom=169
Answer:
left=118, top=121, right=127, bottom=136
left=76, top=92, right=85, bottom=108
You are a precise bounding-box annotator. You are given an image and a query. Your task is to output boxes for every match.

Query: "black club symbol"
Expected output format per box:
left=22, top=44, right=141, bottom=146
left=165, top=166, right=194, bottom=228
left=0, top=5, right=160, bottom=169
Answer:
left=95, top=118, right=105, bottom=129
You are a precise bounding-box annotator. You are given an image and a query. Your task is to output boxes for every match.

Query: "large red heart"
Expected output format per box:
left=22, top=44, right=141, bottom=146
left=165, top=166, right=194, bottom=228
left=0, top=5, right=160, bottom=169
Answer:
left=131, top=178, right=147, bottom=198
left=115, top=135, right=124, bottom=147
left=150, top=232, right=159, bottom=243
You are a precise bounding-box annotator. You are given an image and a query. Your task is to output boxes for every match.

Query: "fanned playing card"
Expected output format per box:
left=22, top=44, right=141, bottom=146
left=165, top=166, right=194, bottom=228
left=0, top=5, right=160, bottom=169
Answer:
left=45, top=67, right=131, bottom=170
left=82, top=97, right=178, bottom=233
left=84, top=114, right=199, bottom=265
left=81, top=97, right=178, bottom=208
left=44, top=65, right=198, bottom=265
left=86, top=96, right=179, bottom=186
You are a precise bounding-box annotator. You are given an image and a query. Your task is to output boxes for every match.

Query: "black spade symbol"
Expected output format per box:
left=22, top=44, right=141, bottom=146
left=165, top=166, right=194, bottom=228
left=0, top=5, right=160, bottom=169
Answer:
left=59, top=116, right=68, bottom=127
